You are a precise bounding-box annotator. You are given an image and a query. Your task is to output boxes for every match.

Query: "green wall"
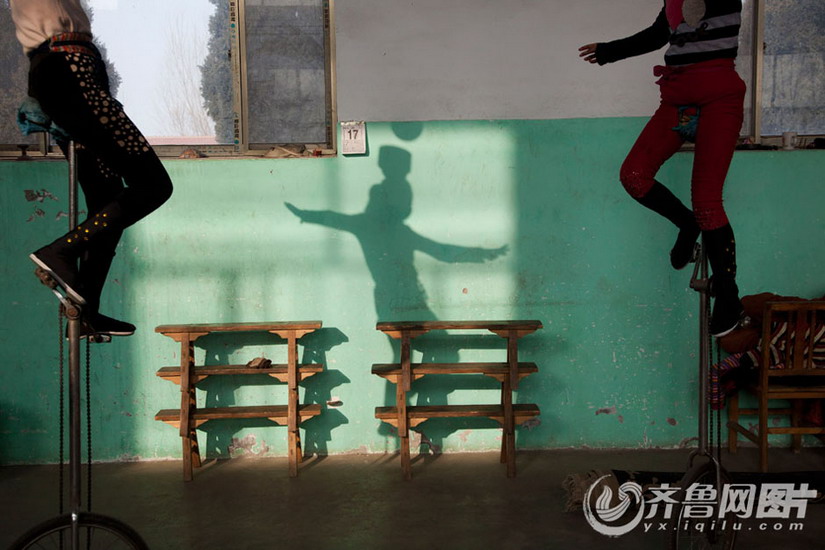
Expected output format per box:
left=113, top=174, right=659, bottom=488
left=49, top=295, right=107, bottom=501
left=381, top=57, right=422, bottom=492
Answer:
left=1, top=118, right=823, bottom=464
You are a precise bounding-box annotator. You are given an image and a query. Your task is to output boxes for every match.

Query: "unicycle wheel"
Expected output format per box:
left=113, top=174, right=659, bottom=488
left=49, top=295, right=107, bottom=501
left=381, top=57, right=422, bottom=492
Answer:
left=9, top=512, right=148, bottom=550
left=670, top=462, right=737, bottom=549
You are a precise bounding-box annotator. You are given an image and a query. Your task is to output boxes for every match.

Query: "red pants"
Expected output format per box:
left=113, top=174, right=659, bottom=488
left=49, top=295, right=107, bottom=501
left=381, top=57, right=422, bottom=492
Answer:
left=620, top=59, right=746, bottom=230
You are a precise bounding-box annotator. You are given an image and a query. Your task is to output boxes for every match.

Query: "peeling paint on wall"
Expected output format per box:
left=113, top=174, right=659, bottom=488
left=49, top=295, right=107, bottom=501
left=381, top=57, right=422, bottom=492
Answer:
left=228, top=434, right=270, bottom=457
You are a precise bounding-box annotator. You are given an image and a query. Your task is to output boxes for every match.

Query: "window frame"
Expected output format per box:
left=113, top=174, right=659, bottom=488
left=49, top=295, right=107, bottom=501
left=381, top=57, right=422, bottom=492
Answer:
left=2, top=1, right=823, bottom=158
left=745, top=0, right=823, bottom=146
left=0, top=0, right=338, bottom=160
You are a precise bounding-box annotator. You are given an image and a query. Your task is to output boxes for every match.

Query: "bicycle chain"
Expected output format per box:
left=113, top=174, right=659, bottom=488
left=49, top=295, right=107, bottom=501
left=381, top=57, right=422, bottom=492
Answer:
left=58, top=306, right=65, bottom=516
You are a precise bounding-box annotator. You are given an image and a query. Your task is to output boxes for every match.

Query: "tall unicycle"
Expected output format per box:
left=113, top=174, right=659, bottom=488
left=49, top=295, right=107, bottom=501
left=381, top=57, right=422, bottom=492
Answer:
left=669, top=241, right=736, bottom=549
left=10, top=141, right=148, bottom=550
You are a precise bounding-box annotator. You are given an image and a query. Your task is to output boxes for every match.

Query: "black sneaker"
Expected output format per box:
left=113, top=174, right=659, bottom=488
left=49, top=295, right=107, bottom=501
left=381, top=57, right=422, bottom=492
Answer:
left=30, top=248, right=86, bottom=304
left=710, top=295, right=744, bottom=338
left=86, top=313, right=136, bottom=337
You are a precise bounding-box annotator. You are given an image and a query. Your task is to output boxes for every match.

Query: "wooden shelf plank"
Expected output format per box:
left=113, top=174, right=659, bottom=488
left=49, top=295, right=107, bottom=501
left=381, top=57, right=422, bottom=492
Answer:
left=375, top=404, right=539, bottom=421
left=376, top=320, right=542, bottom=335
left=372, top=362, right=537, bottom=378
left=155, top=404, right=322, bottom=423
left=156, top=364, right=324, bottom=384
left=156, top=321, right=322, bottom=335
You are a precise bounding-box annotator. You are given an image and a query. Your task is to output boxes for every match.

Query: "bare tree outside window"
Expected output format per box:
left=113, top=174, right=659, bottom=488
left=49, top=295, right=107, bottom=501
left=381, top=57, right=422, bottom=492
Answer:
left=201, top=0, right=234, bottom=144
left=153, top=19, right=215, bottom=139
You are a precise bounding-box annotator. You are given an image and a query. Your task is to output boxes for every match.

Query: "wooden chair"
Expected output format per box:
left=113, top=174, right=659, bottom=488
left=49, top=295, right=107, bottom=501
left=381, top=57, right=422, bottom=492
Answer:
left=727, top=301, right=825, bottom=472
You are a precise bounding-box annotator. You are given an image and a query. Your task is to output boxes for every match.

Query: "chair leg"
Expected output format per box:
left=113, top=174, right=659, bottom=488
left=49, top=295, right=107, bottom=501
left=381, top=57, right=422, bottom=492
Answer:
left=727, top=392, right=740, bottom=454
left=759, top=394, right=769, bottom=473
left=792, top=400, right=803, bottom=454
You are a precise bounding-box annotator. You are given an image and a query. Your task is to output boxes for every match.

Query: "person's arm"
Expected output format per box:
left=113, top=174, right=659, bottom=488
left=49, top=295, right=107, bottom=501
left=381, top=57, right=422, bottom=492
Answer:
left=579, top=8, right=671, bottom=66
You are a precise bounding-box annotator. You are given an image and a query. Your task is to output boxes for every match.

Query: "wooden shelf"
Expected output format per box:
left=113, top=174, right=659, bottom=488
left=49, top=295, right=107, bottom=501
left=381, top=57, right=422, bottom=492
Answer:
left=372, top=319, right=542, bottom=479
left=154, top=321, right=324, bottom=480
left=156, top=364, right=324, bottom=384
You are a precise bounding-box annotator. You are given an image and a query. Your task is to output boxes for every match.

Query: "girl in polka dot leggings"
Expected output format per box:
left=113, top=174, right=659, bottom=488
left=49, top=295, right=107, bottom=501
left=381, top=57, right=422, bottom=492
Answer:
left=11, top=1, right=173, bottom=337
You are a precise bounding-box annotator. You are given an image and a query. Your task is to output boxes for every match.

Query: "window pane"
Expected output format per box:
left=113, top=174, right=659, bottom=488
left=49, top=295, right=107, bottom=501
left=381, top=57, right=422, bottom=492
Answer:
left=87, top=0, right=231, bottom=145
left=0, top=3, right=38, bottom=147
left=244, top=0, right=329, bottom=146
left=761, top=0, right=825, bottom=136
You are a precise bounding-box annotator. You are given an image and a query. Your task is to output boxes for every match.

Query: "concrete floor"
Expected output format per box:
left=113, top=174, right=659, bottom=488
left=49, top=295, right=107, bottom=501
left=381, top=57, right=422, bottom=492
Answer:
left=2, top=448, right=824, bottom=550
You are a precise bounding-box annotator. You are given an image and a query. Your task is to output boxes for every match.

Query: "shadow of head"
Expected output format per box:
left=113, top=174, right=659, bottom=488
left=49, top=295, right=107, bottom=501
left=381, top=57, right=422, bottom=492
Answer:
left=367, top=146, right=413, bottom=220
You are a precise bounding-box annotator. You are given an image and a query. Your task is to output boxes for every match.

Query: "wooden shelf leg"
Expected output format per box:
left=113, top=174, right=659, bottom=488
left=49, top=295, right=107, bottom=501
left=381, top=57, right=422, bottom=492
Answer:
left=288, top=431, right=299, bottom=478
left=759, top=392, right=769, bottom=473
left=179, top=334, right=198, bottom=481
left=503, top=375, right=516, bottom=478
left=499, top=383, right=507, bottom=464
left=396, top=376, right=411, bottom=480
left=287, top=332, right=300, bottom=478
left=182, top=435, right=193, bottom=482
left=401, top=333, right=412, bottom=392
left=792, top=399, right=803, bottom=453
left=507, top=331, right=519, bottom=391
left=400, top=435, right=412, bottom=480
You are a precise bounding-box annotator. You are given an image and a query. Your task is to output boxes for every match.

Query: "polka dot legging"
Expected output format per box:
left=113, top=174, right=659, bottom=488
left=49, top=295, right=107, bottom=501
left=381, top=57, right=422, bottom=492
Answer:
left=28, top=47, right=173, bottom=231
left=28, top=45, right=172, bottom=313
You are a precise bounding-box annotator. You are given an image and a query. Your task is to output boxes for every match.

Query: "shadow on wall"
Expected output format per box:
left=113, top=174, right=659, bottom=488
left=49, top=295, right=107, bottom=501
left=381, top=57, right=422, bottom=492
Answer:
left=286, top=130, right=510, bottom=456
left=193, top=328, right=349, bottom=460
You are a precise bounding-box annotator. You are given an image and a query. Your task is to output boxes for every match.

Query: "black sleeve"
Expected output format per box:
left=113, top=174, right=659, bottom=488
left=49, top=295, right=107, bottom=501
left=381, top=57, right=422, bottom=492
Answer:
left=593, top=8, right=671, bottom=65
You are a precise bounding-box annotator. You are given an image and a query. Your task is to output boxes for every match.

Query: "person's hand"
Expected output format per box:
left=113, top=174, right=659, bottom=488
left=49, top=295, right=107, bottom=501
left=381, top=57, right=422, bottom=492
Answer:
left=578, top=43, right=599, bottom=64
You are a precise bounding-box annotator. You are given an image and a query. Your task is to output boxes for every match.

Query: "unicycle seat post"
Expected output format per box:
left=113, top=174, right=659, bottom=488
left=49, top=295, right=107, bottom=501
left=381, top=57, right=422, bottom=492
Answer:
left=689, top=241, right=712, bottom=459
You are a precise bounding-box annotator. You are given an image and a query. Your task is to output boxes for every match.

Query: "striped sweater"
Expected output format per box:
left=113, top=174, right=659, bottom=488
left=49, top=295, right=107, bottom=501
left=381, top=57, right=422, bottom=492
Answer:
left=595, top=0, right=742, bottom=67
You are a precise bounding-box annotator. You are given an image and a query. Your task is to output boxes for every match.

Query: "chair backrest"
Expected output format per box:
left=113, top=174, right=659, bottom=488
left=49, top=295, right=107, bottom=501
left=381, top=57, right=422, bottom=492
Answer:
left=761, top=301, right=825, bottom=375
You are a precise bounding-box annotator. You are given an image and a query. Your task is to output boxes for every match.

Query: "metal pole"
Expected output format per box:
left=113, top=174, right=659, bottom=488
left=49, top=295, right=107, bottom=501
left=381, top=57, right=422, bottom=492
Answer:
left=66, top=140, right=82, bottom=549
left=68, top=141, right=78, bottom=228
left=688, top=242, right=712, bottom=464
left=697, top=243, right=709, bottom=455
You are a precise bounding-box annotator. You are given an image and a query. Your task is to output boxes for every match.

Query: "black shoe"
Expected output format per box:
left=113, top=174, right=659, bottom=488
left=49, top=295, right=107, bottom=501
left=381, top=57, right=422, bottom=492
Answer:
left=670, top=221, right=700, bottom=270
left=30, top=248, right=86, bottom=304
left=710, top=282, right=744, bottom=338
left=703, top=224, right=742, bottom=337
left=86, top=313, right=136, bottom=337
left=66, top=313, right=136, bottom=340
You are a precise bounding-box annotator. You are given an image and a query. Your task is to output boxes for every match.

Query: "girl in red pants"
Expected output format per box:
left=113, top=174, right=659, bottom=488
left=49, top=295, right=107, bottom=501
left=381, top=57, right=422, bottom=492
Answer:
left=580, top=0, right=745, bottom=337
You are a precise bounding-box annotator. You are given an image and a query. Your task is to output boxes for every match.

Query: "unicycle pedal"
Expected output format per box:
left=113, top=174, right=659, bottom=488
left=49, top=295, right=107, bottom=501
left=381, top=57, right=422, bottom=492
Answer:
left=34, top=267, right=79, bottom=312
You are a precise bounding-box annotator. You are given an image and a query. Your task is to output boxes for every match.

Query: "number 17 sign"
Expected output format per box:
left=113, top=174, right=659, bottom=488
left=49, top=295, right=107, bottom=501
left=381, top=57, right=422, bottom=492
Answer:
left=341, top=121, right=367, bottom=155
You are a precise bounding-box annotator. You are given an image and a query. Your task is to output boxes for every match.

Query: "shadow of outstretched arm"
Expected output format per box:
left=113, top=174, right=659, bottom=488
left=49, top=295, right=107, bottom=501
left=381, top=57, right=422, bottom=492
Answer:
left=285, top=202, right=358, bottom=233
left=413, top=232, right=509, bottom=263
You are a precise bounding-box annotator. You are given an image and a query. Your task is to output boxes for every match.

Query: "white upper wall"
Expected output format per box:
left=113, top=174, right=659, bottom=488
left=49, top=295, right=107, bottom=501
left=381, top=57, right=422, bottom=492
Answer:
left=335, top=0, right=666, bottom=121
